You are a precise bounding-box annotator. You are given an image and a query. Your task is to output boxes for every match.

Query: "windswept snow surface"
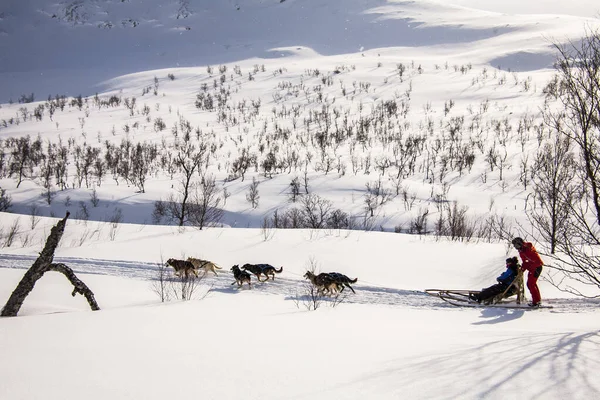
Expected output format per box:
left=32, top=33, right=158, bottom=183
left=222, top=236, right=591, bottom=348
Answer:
left=1, top=1, right=600, bottom=399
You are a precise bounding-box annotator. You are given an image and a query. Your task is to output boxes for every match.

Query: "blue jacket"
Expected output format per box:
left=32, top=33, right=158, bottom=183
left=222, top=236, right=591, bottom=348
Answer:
left=497, top=268, right=517, bottom=286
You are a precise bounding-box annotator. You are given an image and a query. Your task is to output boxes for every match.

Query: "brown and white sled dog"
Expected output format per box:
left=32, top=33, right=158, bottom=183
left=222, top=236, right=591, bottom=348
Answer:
left=187, top=257, right=222, bottom=276
left=303, top=271, right=339, bottom=295
left=230, top=265, right=252, bottom=288
left=241, top=263, right=283, bottom=282
left=166, top=258, right=198, bottom=278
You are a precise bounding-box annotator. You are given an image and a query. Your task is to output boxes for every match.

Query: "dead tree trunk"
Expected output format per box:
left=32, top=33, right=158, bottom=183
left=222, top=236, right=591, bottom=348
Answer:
left=1, top=212, right=100, bottom=317
left=47, top=263, right=100, bottom=311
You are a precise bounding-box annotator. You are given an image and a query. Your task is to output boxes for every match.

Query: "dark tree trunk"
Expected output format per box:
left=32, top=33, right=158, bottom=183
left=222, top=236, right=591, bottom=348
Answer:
left=1, top=212, right=100, bottom=317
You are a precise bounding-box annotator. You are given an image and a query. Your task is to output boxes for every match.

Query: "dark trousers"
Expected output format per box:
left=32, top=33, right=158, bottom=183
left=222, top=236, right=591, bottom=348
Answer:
left=478, top=284, right=508, bottom=302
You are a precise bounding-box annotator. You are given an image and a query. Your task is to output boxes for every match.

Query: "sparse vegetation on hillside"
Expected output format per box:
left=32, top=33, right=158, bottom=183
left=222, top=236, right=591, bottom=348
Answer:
left=0, top=58, right=549, bottom=240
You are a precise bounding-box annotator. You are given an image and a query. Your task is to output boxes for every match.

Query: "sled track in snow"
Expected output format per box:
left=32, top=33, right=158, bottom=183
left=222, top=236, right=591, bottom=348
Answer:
left=1, top=254, right=598, bottom=312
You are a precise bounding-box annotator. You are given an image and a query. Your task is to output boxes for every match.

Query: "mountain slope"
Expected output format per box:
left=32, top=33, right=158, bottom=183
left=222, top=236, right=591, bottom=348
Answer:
left=1, top=1, right=599, bottom=232
left=2, top=0, right=598, bottom=100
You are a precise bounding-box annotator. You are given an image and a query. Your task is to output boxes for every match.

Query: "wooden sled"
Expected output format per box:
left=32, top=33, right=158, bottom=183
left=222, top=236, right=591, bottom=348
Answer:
left=426, top=269, right=526, bottom=307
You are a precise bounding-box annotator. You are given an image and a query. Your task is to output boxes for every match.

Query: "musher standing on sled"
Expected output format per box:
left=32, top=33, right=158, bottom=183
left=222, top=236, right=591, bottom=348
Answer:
left=512, top=237, right=544, bottom=308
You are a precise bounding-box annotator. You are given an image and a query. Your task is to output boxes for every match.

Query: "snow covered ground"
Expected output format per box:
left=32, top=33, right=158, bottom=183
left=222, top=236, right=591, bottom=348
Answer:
left=1, top=1, right=600, bottom=399
left=0, top=214, right=599, bottom=400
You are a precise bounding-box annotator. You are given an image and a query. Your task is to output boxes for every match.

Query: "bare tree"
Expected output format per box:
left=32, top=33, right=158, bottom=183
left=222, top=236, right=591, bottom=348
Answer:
left=0, top=186, right=11, bottom=211
left=40, top=147, right=55, bottom=204
left=124, top=97, right=137, bottom=116
left=549, top=30, right=600, bottom=224
left=261, top=216, right=275, bottom=241
left=174, top=141, right=207, bottom=225
left=2, top=217, right=20, bottom=247
left=532, top=29, right=600, bottom=295
left=528, top=134, right=576, bottom=253
left=171, top=271, right=204, bottom=301
left=300, top=193, right=332, bottom=228
left=411, top=207, right=429, bottom=235
left=0, top=139, right=6, bottom=177
left=445, top=201, right=474, bottom=241
left=364, top=191, right=378, bottom=217
left=151, top=260, right=172, bottom=302
left=154, top=140, right=207, bottom=226
left=54, top=141, right=69, bottom=190
left=246, top=177, right=260, bottom=209
left=7, top=135, right=43, bottom=188
left=2, top=212, right=100, bottom=317
left=327, top=209, right=352, bottom=230
left=230, top=148, right=255, bottom=181
left=188, top=174, right=224, bottom=229
left=130, top=142, right=156, bottom=193
left=289, top=177, right=301, bottom=202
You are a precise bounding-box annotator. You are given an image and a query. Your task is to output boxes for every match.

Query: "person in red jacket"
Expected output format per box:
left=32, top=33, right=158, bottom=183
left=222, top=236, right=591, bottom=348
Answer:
left=512, top=237, right=544, bottom=307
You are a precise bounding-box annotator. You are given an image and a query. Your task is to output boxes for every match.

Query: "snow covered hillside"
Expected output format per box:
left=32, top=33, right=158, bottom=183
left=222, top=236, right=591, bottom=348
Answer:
left=2, top=0, right=595, bottom=100
left=1, top=0, right=599, bottom=233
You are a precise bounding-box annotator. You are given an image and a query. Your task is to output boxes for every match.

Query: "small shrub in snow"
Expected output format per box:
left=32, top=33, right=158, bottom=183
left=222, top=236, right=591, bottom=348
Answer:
left=2, top=218, right=20, bottom=247
left=246, top=177, right=260, bottom=209
left=18, top=93, right=35, bottom=104
left=90, top=188, right=99, bottom=207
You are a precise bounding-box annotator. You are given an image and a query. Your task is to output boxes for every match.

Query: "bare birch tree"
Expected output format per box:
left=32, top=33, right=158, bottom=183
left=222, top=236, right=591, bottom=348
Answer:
left=531, top=29, right=600, bottom=295
left=1, top=212, right=100, bottom=317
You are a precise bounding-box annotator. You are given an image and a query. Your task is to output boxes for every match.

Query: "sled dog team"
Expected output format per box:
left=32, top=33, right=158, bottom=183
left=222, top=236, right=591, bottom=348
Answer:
left=166, top=237, right=542, bottom=304
left=165, top=257, right=357, bottom=294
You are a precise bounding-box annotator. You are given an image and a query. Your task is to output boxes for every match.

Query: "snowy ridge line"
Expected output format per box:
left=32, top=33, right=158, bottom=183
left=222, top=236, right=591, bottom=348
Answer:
left=1, top=254, right=597, bottom=311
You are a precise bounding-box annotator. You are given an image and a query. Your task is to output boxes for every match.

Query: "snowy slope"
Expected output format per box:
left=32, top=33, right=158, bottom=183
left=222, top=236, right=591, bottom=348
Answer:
left=1, top=2, right=599, bottom=235
left=2, top=0, right=599, bottom=100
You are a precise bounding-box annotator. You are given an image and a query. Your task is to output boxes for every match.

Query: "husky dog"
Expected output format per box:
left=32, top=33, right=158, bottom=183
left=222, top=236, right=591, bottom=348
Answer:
left=187, top=257, right=222, bottom=276
left=303, top=271, right=340, bottom=295
left=241, top=263, right=283, bottom=282
left=327, top=272, right=358, bottom=294
left=230, top=265, right=252, bottom=288
left=166, top=258, right=198, bottom=278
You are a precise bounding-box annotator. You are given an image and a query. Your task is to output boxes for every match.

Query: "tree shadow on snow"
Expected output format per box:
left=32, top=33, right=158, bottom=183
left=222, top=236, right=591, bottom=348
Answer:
left=320, top=330, right=600, bottom=399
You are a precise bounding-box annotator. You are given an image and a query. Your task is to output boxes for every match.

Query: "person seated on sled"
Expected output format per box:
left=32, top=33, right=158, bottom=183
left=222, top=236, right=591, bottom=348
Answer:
left=469, top=257, right=519, bottom=304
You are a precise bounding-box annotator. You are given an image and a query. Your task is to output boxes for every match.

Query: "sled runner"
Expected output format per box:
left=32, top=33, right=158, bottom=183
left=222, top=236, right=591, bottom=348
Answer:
left=424, top=288, right=553, bottom=309
left=425, top=269, right=549, bottom=308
